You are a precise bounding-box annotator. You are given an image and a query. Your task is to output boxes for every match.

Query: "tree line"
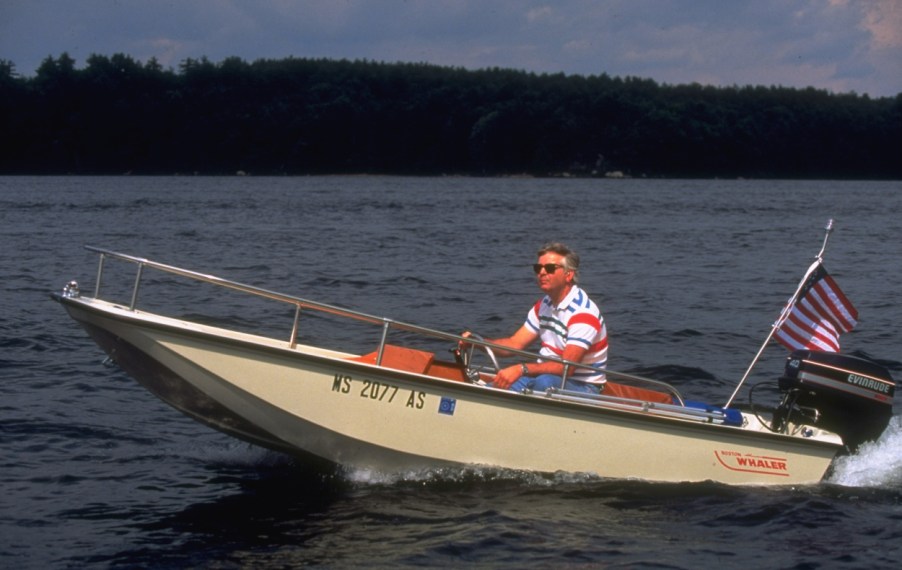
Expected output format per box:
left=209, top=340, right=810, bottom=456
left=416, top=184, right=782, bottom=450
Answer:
left=1, top=53, right=899, bottom=178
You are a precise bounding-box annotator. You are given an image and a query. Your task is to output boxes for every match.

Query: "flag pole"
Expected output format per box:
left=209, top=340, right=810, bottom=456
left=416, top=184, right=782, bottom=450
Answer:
left=814, top=217, right=834, bottom=261
left=723, top=219, right=834, bottom=408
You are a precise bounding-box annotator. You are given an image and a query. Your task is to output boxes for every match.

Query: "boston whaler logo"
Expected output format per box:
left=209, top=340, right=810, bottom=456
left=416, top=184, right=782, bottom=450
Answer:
left=715, top=450, right=789, bottom=477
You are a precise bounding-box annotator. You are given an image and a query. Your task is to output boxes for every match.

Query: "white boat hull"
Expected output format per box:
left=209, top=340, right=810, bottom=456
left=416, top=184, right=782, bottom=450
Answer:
left=58, top=296, right=842, bottom=485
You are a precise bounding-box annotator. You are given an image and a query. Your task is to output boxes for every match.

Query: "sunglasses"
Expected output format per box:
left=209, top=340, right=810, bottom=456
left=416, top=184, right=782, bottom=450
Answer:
left=532, top=263, right=566, bottom=274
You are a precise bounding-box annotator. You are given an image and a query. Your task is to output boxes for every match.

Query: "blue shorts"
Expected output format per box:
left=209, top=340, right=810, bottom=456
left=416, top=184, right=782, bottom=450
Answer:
left=504, top=373, right=601, bottom=395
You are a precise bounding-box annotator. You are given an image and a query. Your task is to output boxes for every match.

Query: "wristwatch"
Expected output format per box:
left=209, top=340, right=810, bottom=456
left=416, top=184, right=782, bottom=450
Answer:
left=520, top=363, right=529, bottom=376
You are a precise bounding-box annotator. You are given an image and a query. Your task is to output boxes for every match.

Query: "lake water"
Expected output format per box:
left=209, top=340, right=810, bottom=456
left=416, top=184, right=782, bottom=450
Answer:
left=2, top=176, right=901, bottom=568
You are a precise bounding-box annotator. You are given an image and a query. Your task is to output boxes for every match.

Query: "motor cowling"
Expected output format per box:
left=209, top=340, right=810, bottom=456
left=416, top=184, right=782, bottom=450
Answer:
left=775, top=350, right=895, bottom=452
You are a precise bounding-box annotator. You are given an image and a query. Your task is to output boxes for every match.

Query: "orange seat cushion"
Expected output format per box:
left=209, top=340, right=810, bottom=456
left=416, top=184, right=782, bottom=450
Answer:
left=604, top=382, right=674, bottom=404
left=350, top=345, right=435, bottom=375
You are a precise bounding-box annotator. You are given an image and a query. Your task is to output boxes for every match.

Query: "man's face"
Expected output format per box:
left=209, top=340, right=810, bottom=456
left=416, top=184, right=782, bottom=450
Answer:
left=535, top=252, right=572, bottom=296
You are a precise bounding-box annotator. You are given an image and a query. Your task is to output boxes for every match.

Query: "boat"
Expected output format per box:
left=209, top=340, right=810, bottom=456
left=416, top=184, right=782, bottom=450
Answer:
left=52, top=246, right=896, bottom=485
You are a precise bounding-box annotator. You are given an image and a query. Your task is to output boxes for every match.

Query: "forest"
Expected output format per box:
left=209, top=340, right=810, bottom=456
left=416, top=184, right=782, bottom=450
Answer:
left=1, top=53, right=899, bottom=178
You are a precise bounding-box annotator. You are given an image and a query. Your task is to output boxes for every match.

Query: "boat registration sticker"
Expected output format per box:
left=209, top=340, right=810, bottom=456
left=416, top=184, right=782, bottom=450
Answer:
left=439, top=397, right=456, bottom=416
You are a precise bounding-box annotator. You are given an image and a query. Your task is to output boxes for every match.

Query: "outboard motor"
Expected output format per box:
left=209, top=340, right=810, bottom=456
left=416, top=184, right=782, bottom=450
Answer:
left=774, top=350, right=895, bottom=452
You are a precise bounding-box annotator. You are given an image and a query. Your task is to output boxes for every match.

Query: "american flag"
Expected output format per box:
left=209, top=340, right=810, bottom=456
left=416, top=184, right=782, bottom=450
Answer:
left=774, top=264, right=858, bottom=352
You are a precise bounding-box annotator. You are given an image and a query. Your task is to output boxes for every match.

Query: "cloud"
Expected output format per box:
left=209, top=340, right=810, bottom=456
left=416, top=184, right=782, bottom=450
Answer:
left=861, top=0, right=902, bottom=49
left=0, top=0, right=899, bottom=97
left=526, top=6, right=554, bottom=24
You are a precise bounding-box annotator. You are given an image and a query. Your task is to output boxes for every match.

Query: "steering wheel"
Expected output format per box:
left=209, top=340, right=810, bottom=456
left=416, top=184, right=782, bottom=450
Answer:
left=454, top=332, right=500, bottom=383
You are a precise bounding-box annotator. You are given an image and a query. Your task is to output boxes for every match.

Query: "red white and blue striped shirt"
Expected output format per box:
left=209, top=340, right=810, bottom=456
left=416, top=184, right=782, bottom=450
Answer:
left=525, top=285, right=608, bottom=384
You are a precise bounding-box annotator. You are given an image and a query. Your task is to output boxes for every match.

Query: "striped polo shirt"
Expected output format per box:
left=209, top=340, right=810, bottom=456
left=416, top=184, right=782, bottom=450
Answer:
left=524, top=285, right=608, bottom=384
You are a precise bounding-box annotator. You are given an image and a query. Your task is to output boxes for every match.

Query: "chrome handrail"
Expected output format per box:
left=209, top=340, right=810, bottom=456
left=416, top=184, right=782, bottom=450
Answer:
left=84, top=245, right=685, bottom=404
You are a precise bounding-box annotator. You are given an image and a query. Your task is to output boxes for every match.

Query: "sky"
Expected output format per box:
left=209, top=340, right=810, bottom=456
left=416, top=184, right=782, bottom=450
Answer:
left=1, top=0, right=900, bottom=98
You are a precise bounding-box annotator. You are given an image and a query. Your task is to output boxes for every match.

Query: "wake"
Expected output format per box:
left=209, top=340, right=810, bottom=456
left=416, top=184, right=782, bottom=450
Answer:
left=828, top=415, right=902, bottom=488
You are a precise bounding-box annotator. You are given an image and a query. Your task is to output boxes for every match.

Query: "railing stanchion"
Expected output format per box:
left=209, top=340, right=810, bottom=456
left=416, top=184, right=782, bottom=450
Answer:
left=129, top=263, right=144, bottom=310
left=375, top=320, right=392, bottom=366
left=289, top=304, right=302, bottom=349
left=94, top=253, right=106, bottom=298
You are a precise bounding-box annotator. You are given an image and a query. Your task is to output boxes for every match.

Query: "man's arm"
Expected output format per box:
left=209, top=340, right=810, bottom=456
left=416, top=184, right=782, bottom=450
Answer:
left=489, top=329, right=588, bottom=389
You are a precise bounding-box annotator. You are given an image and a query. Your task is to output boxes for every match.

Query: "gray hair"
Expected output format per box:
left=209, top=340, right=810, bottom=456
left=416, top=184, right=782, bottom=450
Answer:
left=537, top=242, right=580, bottom=283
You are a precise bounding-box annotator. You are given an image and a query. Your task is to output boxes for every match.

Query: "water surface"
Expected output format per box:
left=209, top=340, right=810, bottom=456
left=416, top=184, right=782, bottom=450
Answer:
left=2, top=176, right=900, bottom=568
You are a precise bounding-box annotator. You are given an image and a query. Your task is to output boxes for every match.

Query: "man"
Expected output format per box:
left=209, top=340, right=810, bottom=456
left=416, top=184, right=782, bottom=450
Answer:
left=465, top=242, right=608, bottom=394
